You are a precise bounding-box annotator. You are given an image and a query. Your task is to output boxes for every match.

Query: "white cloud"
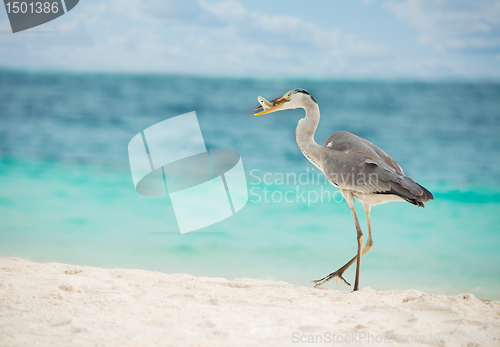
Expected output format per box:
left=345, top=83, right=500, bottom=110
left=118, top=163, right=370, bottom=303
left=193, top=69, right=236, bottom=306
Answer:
left=385, top=0, right=500, bottom=53
left=0, top=0, right=387, bottom=77
left=193, top=0, right=386, bottom=76
left=1, top=0, right=499, bottom=78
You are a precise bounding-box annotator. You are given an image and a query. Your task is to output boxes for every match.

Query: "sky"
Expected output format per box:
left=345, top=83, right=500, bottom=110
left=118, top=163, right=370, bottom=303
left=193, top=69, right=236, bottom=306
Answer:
left=1, top=0, right=499, bottom=79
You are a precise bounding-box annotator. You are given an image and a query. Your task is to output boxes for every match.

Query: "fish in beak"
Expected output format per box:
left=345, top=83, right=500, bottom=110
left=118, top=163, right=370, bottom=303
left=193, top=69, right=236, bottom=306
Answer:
left=254, top=95, right=290, bottom=116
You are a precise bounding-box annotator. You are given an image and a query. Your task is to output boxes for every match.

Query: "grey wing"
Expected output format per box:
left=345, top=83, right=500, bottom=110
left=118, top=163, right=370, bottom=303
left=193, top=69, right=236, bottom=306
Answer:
left=321, top=131, right=433, bottom=206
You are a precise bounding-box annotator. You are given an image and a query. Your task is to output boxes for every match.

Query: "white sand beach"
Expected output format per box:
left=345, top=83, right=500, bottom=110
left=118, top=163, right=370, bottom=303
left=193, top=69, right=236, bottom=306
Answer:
left=1, top=258, right=499, bottom=347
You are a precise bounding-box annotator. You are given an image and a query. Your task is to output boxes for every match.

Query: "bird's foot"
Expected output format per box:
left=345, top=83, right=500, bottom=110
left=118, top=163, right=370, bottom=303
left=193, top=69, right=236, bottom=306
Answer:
left=311, top=270, right=351, bottom=288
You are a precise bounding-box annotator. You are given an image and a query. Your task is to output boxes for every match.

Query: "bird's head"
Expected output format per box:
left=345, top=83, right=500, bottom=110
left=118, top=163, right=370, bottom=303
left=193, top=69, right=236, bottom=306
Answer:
left=254, top=89, right=317, bottom=116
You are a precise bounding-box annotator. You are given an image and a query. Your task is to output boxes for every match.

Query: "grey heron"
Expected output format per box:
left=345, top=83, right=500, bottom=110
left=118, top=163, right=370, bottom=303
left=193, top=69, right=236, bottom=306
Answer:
left=254, top=89, right=433, bottom=292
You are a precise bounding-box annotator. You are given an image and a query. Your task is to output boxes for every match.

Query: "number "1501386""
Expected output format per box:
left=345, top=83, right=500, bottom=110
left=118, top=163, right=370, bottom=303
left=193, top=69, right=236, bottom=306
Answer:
left=5, top=2, right=59, bottom=14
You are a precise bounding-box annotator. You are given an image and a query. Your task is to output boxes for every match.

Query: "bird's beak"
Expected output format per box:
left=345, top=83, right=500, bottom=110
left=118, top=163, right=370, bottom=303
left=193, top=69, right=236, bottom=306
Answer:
left=254, top=96, right=289, bottom=116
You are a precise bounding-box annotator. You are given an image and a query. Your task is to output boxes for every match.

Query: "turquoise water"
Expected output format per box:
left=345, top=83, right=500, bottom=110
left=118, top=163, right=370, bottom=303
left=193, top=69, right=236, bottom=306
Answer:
left=0, top=70, right=499, bottom=300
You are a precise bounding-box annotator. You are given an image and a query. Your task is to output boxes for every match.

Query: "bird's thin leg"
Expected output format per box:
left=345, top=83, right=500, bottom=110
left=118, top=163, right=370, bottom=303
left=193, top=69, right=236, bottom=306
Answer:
left=363, top=204, right=373, bottom=255
left=312, top=201, right=372, bottom=290
left=351, top=205, right=364, bottom=291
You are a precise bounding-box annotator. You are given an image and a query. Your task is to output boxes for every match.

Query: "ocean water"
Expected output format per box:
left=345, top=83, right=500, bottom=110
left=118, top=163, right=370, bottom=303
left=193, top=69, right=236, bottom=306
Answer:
left=0, top=70, right=499, bottom=300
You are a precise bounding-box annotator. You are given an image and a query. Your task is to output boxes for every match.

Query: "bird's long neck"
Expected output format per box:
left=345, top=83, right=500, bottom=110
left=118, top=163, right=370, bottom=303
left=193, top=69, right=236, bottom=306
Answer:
left=296, top=102, right=323, bottom=171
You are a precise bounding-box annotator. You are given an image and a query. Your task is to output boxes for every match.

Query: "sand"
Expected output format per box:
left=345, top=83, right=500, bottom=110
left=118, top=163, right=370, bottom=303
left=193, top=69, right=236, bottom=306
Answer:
left=0, top=258, right=499, bottom=347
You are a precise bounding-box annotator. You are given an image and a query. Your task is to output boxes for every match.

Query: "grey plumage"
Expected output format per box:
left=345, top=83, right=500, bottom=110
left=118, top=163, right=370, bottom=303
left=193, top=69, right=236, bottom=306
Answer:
left=321, top=131, right=433, bottom=208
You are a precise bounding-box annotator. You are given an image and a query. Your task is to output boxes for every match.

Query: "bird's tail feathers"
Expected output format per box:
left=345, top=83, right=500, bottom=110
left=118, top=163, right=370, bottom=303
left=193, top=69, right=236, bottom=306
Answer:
left=380, top=176, right=433, bottom=208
